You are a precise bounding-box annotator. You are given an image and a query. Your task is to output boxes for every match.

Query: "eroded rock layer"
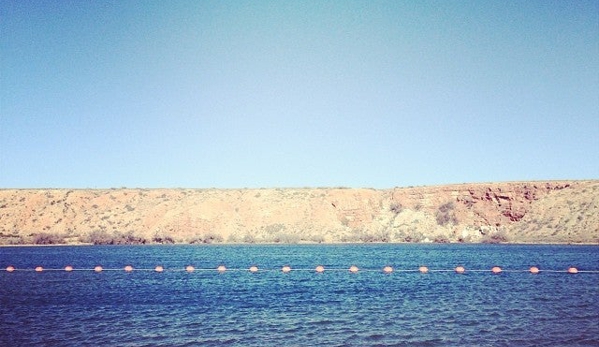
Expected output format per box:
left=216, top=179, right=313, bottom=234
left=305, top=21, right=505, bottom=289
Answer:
left=0, top=181, right=597, bottom=245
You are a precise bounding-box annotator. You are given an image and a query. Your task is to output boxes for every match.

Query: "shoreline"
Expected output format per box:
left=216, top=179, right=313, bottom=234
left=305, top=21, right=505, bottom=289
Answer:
left=1, top=241, right=598, bottom=247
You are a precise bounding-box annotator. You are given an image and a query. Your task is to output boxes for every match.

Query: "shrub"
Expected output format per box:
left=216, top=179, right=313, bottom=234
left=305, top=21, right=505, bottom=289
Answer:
left=340, top=231, right=362, bottom=243
left=152, top=230, right=175, bottom=244
left=273, top=232, right=300, bottom=244
left=264, top=223, right=285, bottom=235
left=187, top=232, right=224, bottom=244
left=481, top=230, right=509, bottom=244
left=85, top=230, right=112, bottom=245
left=436, top=201, right=458, bottom=226
left=333, top=228, right=390, bottom=243
left=306, top=233, right=326, bottom=244
left=113, top=231, right=147, bottom=245
left=227, top=234, right=240, bottom=243
left=433, top=234, right=451, bottom=243
left=438, top=201, right=455, bottom=213
left=33, top=232, right=65, bottom=245
left=202, top=232, right=223, bottom=244
left=0, top=234, right=25, bottom=245
left=242, top=233, right=256, bottom=244
left=403, top=230, right=424, bottom=243
left=152, top=235, right=175, bottom=244
left=85, top=230, right=147, bottom=245
left=389, top=202, right=403, bottom=214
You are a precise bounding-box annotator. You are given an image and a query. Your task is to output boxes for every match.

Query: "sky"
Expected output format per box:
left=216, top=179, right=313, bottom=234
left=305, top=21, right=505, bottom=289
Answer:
left=1, top=1, right=598, bottom=189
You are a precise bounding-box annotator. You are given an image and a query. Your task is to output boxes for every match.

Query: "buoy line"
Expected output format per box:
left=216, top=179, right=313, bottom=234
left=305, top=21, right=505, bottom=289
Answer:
left=2, top=265, right=598, bottom=274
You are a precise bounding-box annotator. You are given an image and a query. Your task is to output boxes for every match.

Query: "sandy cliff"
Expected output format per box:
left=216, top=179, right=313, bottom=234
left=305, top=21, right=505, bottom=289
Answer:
left=0, top=181, right=597, bottom=245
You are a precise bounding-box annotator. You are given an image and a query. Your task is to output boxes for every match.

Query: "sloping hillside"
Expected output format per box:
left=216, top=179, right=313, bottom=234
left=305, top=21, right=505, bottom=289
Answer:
left=0, top=181, right=597, bottom=245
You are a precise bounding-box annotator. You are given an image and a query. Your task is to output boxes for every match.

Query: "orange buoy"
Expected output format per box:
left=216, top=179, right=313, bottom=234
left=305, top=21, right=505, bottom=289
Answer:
left=529, top=266, right=540, bottom=274
left=419, top=266, right=429, bottom=274
left=155, top=266, right=164, bottom=272
left=491, top=266, right=502, bottom=274
left=349, top=265, right=359, bottom=273
left=94, top=266, right=103, bottom=272
left=217, top=265, right=227, bottom=273
left=455, top=266, right=465, bottom=274
left=6, top=266, right=15, bottom=273
left=64, top=265, right=74, bottom=272
left=35, top=266, right=43, bottom=272
left=282, top=265, right=291, bottom=273
left=568, top=267, right=579, bottom=274
left=124, top=265, right=134, bottom=272
left=249, top=265, right=259, bottom=273
left=315, top=265, right=325, bottom=273
left=383, top=266, right=393, bottom=273
left=185, top=265, right=195, bottom=273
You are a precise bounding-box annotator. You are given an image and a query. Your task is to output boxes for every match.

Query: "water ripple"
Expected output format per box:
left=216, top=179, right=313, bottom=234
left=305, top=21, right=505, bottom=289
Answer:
left=1, top=244, right=598, bottom=346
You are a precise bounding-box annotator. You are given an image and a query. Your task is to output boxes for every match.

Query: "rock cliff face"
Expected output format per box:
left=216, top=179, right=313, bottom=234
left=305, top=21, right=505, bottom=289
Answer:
left=0, top=181, right=597, bottom=245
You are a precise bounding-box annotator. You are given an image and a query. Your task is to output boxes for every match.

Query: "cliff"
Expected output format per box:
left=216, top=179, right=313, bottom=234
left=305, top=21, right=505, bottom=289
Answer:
left=0, top=180, right=597, bottom=245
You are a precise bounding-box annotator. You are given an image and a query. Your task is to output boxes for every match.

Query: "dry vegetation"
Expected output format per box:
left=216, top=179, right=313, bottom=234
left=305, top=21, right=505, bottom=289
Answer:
left=0, top=181, right=597, bottom=245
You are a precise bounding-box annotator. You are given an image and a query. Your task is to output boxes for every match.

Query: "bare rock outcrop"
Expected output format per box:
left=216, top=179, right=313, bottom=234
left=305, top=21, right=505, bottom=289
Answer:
left=0, top=181, right=597, bottom=245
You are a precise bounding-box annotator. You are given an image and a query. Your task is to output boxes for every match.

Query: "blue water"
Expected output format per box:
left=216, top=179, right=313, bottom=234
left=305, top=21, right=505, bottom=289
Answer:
left=1, top=244, right=598, bottom=346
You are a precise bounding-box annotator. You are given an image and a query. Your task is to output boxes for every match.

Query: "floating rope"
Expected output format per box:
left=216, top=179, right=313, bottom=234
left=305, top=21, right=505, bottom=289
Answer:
left=2, top=265, right=598, bottom=274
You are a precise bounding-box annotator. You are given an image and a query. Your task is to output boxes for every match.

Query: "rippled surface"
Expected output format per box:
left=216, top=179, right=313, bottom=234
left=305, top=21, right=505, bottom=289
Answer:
left=1, top=244, right=598, bottom=346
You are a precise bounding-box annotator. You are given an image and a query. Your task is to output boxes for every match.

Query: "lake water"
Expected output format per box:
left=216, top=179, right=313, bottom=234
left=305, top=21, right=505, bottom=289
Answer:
left=1, top=244, right=598, bottom=346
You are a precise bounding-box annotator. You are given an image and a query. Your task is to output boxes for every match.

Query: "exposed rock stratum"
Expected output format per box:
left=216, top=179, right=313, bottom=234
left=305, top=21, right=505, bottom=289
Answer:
left=0, top=181, right=597, bottom=245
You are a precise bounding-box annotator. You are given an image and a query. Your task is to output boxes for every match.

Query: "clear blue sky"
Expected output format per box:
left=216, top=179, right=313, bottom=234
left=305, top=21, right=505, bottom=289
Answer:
left=1, top=1, right=598, bottom=189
